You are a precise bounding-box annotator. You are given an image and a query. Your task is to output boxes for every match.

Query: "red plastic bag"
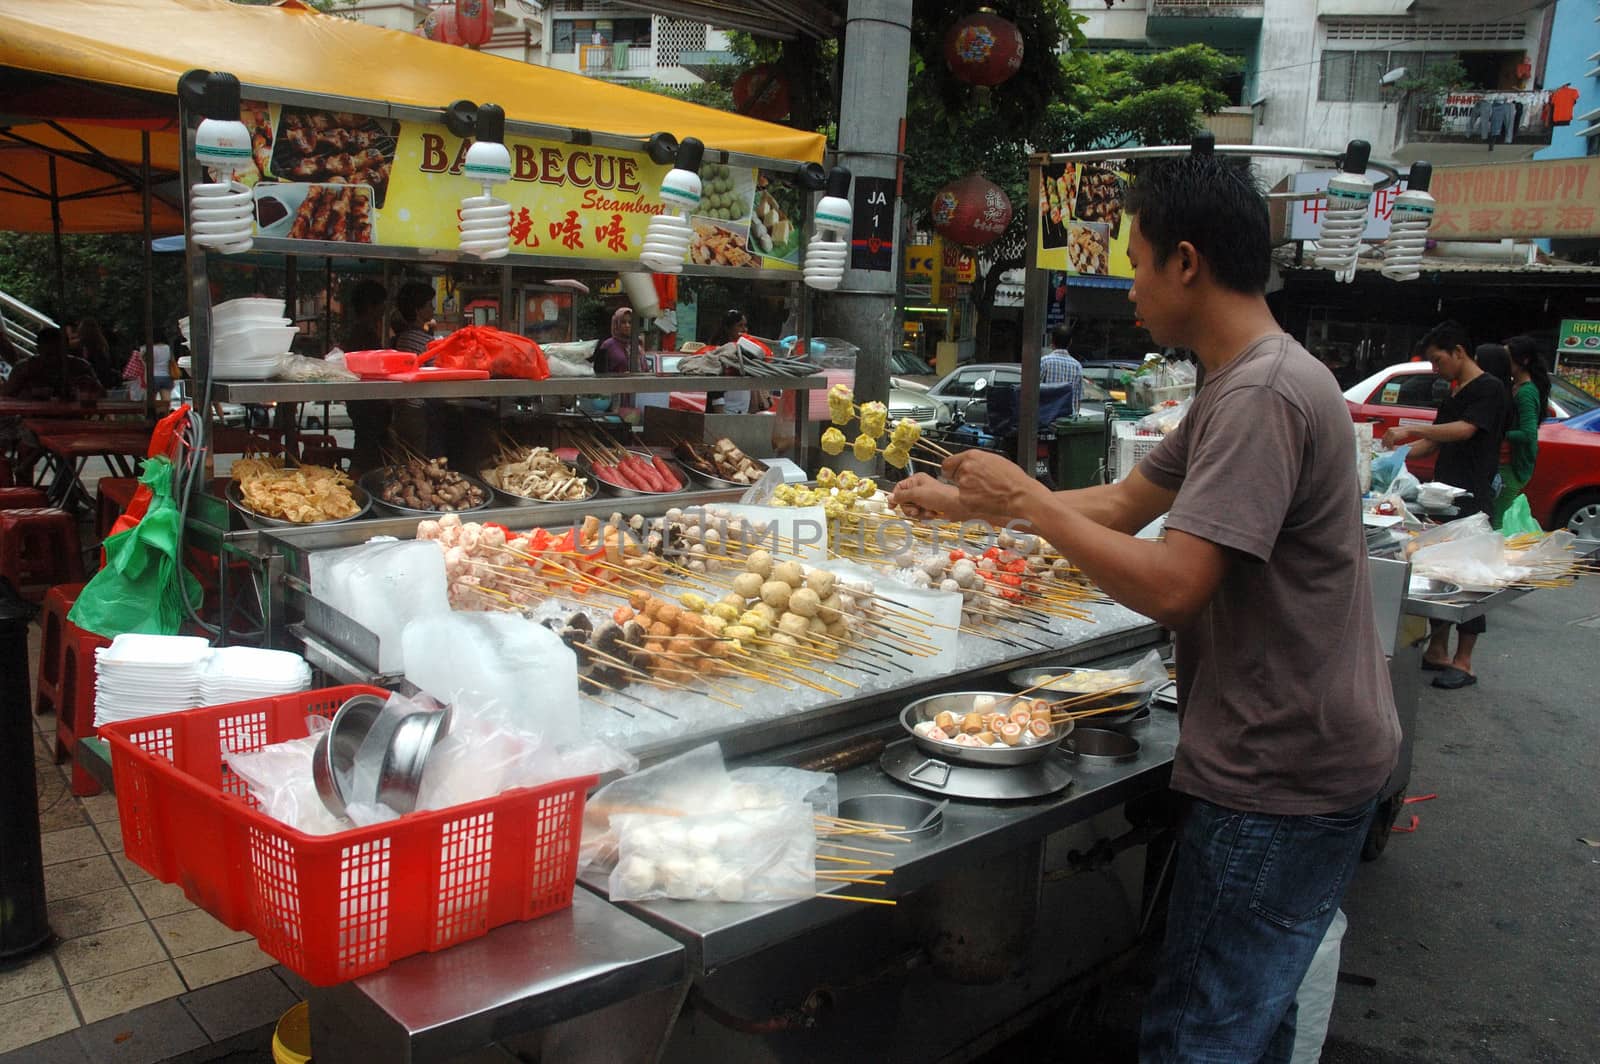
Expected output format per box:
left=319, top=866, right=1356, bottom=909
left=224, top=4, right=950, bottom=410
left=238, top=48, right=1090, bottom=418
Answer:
left=107, top=404, right=193, bottom=546
left=427, top=326, right=549, bottom=381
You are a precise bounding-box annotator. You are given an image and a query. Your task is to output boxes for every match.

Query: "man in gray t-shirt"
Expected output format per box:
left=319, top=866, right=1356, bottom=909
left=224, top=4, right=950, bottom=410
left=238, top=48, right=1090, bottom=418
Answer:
left=894, top=153, right=1399, bottom=1063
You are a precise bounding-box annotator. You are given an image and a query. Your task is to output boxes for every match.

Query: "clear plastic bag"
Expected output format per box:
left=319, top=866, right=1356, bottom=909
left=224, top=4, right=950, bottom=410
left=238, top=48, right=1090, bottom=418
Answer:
left=1135, top=397, right=1191, bottom=434
left=727, top=766, right=838, bottom=818
left=1411, top=532, right=1525, bottom=590
left=608, top=804, right=816, bottom=903
left=224, top=717, right=350, bottom=836
left=580, top=743, right=731, bottom=872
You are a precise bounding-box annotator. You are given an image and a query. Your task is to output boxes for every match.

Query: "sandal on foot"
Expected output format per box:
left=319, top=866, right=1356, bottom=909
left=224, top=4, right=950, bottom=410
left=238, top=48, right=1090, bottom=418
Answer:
left=1432, top=667, right=1477, bottom=690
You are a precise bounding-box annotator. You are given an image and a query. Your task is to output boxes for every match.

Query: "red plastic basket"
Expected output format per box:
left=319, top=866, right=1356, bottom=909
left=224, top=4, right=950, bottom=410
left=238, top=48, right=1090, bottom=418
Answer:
left=102, top=686, right=595, bottom=986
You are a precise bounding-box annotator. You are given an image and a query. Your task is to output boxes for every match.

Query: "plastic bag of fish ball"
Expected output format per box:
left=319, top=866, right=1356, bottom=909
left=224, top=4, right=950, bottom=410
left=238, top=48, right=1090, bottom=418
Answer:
left=608, top=804, right=817, bottom=903
left=727, top=765, right=838, bottom=818
left=580, top=742, right=734, bottom=872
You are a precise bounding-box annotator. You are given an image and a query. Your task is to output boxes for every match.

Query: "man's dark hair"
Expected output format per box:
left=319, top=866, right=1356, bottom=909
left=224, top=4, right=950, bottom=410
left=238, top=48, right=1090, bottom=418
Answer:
left=1418, top=320, right=1472, bottom=357
left=1124, top=154, right=1270, bottom=294
left=1049, top=324, right=1073, bottom=349
left=350, top=280, right=387, bottom=316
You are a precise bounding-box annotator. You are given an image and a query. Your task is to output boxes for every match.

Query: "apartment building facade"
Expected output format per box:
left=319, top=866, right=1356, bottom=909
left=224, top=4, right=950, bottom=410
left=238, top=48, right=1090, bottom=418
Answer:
left=1070, top=0, right=1558, bottom=175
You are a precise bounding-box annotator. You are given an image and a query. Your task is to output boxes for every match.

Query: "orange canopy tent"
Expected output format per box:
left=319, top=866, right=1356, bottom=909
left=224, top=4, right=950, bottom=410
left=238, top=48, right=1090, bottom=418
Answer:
left=0, top=0, right=826, bottom=235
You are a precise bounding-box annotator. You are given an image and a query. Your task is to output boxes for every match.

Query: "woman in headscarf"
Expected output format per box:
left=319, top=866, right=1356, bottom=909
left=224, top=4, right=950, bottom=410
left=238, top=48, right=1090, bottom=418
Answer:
left=596, top=307, right=632, bottom=375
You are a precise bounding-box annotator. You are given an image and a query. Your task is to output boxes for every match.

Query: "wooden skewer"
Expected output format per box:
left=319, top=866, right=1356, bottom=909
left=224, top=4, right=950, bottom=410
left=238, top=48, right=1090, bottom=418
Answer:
left=816, top=814, right=907, bottom=831
left=814, top=892, right=897, bottom=906
left=816, top=841, right=895, bottom=857
left=1045, top=680, right=1145, bottom=710
left=816, top=853, right=872, bottom=865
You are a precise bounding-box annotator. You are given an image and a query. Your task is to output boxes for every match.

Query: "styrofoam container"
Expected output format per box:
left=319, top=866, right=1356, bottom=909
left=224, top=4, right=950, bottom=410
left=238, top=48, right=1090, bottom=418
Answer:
left=213, top=297, right=286, bottom=325
left=214, top=316, right=293, bottom=339
left=214, top=326, right=299, bottom=361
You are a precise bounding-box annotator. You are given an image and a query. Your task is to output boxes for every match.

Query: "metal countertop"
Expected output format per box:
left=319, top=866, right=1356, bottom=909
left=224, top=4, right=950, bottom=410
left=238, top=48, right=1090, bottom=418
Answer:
left=580, top=709, right=1180, bottom=974
left=307, top=889, right=687, bottom=1064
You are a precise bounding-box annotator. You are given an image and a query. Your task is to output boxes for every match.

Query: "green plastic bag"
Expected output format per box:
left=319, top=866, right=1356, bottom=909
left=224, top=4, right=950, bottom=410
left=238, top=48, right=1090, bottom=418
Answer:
left=68, top=457, right=202, bottom=638
left=1499, top=494, right=1542, bottom=537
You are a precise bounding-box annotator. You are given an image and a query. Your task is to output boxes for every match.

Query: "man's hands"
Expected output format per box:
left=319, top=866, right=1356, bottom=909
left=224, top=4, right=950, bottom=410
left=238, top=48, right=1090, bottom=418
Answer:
left=940, top=449, right=1051, bottom=525
left=890, top=473, right=964, bottom=520
left=1382, top=425, right=1417, bottom=448
left=889, top=451, right=1049, bottom=526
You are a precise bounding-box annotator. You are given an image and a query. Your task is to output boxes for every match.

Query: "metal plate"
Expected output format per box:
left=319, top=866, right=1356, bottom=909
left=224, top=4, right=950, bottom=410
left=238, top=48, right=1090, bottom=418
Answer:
left=1003, top=665, right=1159, bottom=724
left=359, top=468, right=495, bottom=517
left=227, top=479, right=372, bottom=530
left=879, top=739, right=1074, bottom=801
left=900, top=691, right=1070, bottom=767
left=574, top=452, right=691, bottom=499
left=1407, top=576, right=1462, bottom=599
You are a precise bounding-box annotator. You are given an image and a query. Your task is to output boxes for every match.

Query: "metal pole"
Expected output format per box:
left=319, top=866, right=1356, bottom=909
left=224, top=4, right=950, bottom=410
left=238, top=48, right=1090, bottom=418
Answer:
left=47, top=157, right=65, bottom=313
left=810, top=0, right=913, bottom=412
left=1017, top=155, right=1046, bottom=475
left=142, top=131, right=156, bottom=422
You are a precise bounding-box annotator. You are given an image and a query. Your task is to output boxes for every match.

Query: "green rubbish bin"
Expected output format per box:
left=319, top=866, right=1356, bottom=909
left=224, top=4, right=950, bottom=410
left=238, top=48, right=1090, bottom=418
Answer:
left=1053, top=414, right=1108, bottom=489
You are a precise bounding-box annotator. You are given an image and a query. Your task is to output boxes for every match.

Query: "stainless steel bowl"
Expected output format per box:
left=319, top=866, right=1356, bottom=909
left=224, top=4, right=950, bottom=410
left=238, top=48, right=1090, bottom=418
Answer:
left=1062, top=727, right=1141, bottom=765
left=676, top=455, right=768, bottom=491
left=479, top=466, right=599, bottom=507
left=360, top=469, right=496, bottom=518
left=227, top=479, right=372, bottom=531
left=900, top=691, right=1072, bottom=768
left=1408, top=576, right=1462, bottom=599
left=377, top=704, right=452, bottom=814
left=838, top=794, right=943, bottom=837
left=1004, top=664, right=1161, bottom=715
left=575, top=451, right=689, bottom=499
left=312, top=693, right=389, bottom=818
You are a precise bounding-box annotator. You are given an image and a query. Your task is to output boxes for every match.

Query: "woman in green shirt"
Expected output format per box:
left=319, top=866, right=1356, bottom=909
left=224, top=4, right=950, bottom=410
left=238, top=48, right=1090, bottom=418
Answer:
left=1491, top=335, right=1551, bottom=528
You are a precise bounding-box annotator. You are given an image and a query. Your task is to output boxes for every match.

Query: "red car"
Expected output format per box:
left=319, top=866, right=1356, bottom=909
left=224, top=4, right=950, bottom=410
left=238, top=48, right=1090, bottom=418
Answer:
left=1344, top=362, right=1600, bottom=535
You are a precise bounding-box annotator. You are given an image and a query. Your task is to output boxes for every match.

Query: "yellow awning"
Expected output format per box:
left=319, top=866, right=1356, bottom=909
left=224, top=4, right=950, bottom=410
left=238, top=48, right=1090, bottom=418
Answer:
left=0, top=0, right=826, bottom=164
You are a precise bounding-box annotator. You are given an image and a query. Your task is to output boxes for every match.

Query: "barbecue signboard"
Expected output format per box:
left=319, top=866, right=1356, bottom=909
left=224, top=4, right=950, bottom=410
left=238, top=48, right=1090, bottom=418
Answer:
left=1033, top=160, right=1134, bottom=280
left=232, top=99, right=800, bottom=273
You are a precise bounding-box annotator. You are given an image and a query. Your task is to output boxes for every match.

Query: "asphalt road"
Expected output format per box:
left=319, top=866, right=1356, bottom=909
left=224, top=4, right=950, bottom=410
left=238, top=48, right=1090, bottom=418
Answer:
left=977, top=569, right=1600, bottom=1064
left=1321, top=571, right=1600, bottom=1064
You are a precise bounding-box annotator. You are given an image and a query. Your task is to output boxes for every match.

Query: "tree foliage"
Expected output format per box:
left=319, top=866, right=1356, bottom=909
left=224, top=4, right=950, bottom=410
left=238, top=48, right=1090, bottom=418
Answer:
left=0, top=234, right=189, bottom=352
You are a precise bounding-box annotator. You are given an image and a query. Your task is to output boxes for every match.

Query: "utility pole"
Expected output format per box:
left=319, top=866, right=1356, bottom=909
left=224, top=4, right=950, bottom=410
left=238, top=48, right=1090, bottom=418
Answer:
left=812, top=0, right=913, bottom=409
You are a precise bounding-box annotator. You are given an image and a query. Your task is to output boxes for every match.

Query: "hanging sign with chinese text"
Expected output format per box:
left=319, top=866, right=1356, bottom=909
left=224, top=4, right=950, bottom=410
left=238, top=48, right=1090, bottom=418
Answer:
left=1285, top=171, right=1410, bottom=242
left=1428, top=157, right=1600, bottom=240
left=232, top=99, right=798, bottom=273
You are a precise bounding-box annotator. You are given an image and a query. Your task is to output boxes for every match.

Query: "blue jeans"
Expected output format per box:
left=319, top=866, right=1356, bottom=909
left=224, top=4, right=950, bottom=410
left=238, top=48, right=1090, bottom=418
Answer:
left=1139, top=795, right=1376, bottom=1064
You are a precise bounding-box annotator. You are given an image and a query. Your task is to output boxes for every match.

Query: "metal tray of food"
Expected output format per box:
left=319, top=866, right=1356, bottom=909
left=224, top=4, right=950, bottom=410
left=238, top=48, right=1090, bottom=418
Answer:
left=1407, top=575, right=1462, bottom=600
left=227, top=479, right=372, bottom=530
left=1003, top=665, right=1160, bottom=720
left=478, top=451, right=598, bottom=507
left=672, top=443, right=769, bottom=489
left=900, top=691, right=1073, bottom=768
left=359, top=469, right=496, bottom=518
left=575, top=452, right=690, bottom=499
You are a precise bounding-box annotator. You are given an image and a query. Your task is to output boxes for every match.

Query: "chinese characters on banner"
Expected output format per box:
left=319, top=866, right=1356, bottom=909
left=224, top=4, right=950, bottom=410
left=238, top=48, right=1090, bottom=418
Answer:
left=240, top=99, right=799, bottom=273
left=1034, top=161, right=1134, bottom=279
left=1282, top=158, right=1600, bottom=242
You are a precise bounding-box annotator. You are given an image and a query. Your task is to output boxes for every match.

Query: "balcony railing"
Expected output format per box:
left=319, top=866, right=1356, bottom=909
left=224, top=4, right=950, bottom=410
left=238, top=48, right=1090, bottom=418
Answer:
left=1401, top=88, right=1554, bottom=149
left=1149, top=0, right=1264, bottom=12
left=578, top=43, right=653, bottom=75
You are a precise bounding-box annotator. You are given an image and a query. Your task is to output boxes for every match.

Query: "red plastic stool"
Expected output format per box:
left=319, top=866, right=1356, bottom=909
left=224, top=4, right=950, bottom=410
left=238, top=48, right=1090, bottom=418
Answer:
left=35, top=582, right=87, bottom=718
left=0, top=487, right=50, bottom=510
left=0, top=508, right=85, bottom=601
left=56, top=622, right=112, bottom=796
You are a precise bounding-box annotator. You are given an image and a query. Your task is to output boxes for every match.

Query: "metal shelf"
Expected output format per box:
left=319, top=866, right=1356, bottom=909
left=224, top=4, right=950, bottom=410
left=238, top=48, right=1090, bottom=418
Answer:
left=209, top=374, right=826, bottom=403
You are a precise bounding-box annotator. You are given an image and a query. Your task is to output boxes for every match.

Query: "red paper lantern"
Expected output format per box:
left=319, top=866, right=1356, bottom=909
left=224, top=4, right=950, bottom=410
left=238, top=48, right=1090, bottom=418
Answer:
left=455, top=0, right=494, bottom=48
left=930, top=173, right=1013, bottom=247
left=420, top=5, right=461, bottom=45
left=943, top=11, right=1024, bottom=88
left=732, top=64, right=792, bottom=123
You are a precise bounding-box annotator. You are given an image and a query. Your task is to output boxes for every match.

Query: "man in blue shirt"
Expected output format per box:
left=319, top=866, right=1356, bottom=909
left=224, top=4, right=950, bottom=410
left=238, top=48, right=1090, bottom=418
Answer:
left=1040, top=323, right=1083, bottom=417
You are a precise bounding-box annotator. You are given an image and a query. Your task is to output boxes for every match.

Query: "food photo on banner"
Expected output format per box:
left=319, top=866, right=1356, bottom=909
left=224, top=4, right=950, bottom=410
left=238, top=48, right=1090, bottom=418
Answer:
left=1035, top=160, right=1132, bottom=279
left=232, top=99, right=802, bottom=272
